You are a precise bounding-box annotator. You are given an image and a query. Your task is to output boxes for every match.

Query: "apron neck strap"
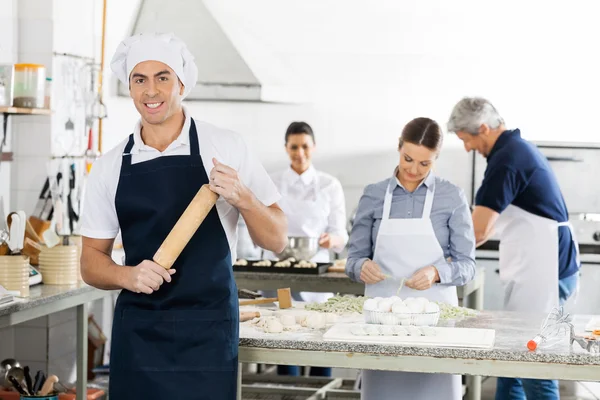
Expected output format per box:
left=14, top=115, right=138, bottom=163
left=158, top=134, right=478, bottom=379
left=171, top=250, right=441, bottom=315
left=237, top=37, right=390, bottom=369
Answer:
left=189, top=119, right=200, bottom=156
left=121, top=134, right=135, bottom=172
left=422, top=185, right=435, bottom=219
left=382, top=176, right=436, bottom=220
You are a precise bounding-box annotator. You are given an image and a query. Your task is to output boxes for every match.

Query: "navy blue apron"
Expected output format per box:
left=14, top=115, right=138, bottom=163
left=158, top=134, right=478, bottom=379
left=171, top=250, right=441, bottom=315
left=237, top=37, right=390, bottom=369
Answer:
left=108, top=119, right=239, bottom=399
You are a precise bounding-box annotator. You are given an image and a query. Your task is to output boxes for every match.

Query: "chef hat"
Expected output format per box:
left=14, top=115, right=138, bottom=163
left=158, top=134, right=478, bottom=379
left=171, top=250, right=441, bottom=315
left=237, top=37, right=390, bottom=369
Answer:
left=110, top=32, right=198, bottom=99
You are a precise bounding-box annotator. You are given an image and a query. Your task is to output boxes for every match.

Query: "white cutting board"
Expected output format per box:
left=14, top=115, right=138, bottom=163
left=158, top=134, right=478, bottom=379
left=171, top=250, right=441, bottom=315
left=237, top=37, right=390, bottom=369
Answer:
left=585, top=316, right=600, bottom=332
left=323, top=323, right=496, bottom=349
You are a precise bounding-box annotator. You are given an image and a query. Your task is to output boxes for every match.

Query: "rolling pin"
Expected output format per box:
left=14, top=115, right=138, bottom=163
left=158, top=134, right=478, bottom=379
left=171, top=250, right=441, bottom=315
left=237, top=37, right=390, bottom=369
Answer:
left=153, top=184, right=218, bottom=269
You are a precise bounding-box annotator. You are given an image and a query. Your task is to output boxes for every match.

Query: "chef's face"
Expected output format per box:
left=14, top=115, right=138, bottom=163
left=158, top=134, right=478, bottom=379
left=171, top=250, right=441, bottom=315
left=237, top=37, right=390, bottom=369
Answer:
left=286, top=133, right=315, bottom=173
left=456, top=126, right=491, bottom=157
left=129, top=61, right=185, bottom=125
left=398, top=142, right=437, bottom=183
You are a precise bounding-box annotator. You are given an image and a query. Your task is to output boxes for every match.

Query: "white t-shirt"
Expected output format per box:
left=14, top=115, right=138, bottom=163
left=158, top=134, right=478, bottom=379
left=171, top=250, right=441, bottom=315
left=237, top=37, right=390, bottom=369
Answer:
left=80, top=107, right=280, bottom=262
left=269, top=165, right=349, bottom=253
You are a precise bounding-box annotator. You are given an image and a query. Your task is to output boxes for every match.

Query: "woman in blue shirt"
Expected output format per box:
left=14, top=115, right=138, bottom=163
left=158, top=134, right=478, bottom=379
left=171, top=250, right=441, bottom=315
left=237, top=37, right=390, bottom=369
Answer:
left=346, top=117, right=476, bottom=400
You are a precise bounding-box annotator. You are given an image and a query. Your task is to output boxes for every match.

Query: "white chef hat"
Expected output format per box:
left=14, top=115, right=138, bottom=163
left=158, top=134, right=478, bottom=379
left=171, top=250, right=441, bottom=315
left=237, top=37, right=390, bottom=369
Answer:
left=110, top=32, right=198, bottom=99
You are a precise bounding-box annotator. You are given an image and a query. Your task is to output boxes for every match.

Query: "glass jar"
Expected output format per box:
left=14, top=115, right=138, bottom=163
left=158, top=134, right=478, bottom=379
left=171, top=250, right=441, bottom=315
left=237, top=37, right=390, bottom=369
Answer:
left=44, top=77, right=52, bottom=109
left=13, top=63, right=46, bottom=108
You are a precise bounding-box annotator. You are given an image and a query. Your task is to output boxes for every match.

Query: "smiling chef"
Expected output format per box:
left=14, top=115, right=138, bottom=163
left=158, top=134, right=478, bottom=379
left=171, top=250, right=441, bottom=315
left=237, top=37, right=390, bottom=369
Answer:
left=79, top=32, right=287, bottom=400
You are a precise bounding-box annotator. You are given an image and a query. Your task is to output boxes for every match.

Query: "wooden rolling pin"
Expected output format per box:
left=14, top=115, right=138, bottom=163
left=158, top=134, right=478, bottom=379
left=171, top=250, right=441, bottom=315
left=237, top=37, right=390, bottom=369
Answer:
left=153, top=185, right=218, bottom=269
left=240, top=311, right=260, bottom=322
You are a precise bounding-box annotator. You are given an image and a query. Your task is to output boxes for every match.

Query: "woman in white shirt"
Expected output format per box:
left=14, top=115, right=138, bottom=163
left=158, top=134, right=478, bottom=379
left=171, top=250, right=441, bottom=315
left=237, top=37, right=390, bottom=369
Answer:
left=265, top=121, right=349, bottom=377
left=266, top=121, right=349, bottom=266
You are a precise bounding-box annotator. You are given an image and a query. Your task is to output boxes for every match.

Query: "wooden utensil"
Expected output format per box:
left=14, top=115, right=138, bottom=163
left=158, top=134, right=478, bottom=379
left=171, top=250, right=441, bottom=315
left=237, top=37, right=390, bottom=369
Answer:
left=238, top=288, right=292, bottom=309
left=21, top=238, right=42, bottom=265
left=327, top=265, right=345, bottom=273
left=240, top=311, right=260, bottom=322
left=39, top=374, right=58, bottom=396
left=28, top=217, right=51, bottom=244
left=153, top=185, right=218, bottom=269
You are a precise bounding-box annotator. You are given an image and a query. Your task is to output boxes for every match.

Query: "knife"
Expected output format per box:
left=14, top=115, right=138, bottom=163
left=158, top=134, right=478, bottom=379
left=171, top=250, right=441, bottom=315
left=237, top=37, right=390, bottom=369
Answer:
left=23, top=366, right=33, bottom=394
left=32, top=370, right=43, bottom=393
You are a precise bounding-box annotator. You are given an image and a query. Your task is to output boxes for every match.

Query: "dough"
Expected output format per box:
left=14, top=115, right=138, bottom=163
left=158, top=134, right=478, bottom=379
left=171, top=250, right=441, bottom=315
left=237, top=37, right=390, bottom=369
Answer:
left=302, top=313, right=326, bottom=329
left=325, top=313, right=338, bottom=324
left=279, top=314, right=296, bottom=326
left=263, top=318, right=284, bottom=333
left=274, top=260, right=292, bottom=267
left=254, top=260, right=272, bottom=267
left=234, top=259, right=248, bottom=266
left=425, top=302, right=440, bottom=313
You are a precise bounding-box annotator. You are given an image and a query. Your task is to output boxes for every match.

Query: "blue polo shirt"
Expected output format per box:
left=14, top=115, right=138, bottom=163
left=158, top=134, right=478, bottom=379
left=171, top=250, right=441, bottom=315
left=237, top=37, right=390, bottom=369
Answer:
left=475, top=129, right=579, bottom=279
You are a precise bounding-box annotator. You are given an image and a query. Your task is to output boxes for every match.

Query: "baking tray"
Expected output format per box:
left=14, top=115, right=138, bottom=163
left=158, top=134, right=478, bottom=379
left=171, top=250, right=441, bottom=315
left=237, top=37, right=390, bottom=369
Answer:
left=233, top=260, right=332, bottom=275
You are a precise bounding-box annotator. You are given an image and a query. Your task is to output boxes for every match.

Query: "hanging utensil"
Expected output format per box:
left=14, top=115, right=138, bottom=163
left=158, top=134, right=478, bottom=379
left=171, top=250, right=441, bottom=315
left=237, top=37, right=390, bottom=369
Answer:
left=23, top=366, right=33, bottom=395
left=8, top=375, right=27, bottom=395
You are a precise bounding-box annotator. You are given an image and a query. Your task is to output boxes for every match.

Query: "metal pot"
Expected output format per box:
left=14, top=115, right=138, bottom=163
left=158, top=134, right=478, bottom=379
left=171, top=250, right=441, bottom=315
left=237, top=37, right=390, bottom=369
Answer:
left=277, top=236, right=319, bottom=261
left=0, top=358, right=21, bottom=387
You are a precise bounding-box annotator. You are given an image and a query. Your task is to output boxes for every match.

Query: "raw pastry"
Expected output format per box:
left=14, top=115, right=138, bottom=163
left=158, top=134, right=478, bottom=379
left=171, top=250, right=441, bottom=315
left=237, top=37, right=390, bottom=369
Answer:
left=325, top=313, right=338, bottom=324
left=264, top=318, right=284, bottom=333
left=279, top=314, right=296, bottom=326
left=253, top=260, right=272, bottom=267
left=234, top=259, right=248, bottom=266
left=302, top=313, right=326, bottom=329
left=294, top=260, right=318, bottom=268
left=274, top=260, right=292, bottom=267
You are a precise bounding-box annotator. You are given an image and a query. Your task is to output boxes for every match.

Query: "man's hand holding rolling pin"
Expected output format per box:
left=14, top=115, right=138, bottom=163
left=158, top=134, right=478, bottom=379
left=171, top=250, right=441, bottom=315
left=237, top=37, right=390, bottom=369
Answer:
left=124, top=260, right=176, bottom=294
left=209, top=157, right=288, bottom=252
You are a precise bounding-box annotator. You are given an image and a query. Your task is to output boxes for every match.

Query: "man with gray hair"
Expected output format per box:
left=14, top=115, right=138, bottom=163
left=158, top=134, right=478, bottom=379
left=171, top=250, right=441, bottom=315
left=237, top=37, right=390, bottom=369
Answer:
left=448, top=97, right=580, bottom=400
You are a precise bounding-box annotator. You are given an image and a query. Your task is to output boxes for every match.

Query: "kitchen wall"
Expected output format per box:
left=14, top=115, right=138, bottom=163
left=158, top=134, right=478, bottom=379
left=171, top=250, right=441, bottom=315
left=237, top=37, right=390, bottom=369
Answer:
left=97, top=0, right=600, bottom=214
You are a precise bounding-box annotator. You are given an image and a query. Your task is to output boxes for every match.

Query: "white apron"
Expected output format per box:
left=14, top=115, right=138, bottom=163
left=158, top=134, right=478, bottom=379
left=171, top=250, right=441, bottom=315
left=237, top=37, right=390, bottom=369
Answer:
left=362, top=177, right=461, bottom=400
left=494, top=204, right=579, bottom=313
left=263, top=171, right=332, bottom=303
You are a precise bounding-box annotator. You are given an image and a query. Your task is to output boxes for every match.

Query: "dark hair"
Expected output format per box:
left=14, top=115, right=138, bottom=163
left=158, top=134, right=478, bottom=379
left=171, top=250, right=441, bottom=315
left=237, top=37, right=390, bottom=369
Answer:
left=285, top=121, right=315, bottom=144
left=398, top=117, right=443, bottom=152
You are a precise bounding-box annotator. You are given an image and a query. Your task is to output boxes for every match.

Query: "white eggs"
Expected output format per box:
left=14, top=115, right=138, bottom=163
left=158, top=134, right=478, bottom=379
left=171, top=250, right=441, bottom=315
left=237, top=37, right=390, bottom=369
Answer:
left=377, top=299, right=394, bottom=312
left=425, top=302, right=440, bottom=313
left=363, top=295, right=440, bottom=327
left=363, top=298, right=378, bottom=311
left=391, top=301, right=410, bottom=314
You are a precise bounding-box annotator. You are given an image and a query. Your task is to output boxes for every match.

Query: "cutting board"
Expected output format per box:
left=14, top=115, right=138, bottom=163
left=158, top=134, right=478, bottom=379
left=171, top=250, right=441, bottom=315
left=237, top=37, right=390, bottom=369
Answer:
left=323, top=323, right=496, bottom=349
left=585, top=316, right=600, bottom=332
